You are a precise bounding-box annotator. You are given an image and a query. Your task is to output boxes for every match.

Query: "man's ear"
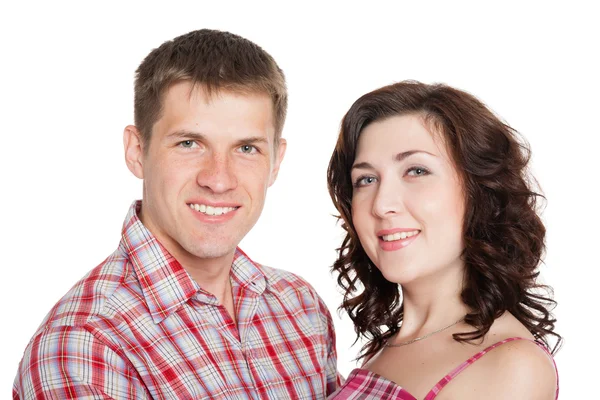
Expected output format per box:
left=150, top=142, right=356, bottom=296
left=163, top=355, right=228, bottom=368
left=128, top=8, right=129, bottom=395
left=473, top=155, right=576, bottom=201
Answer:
left=269, top=138, right=287, bottom=187
left=123, top=125, right=145, bottom=179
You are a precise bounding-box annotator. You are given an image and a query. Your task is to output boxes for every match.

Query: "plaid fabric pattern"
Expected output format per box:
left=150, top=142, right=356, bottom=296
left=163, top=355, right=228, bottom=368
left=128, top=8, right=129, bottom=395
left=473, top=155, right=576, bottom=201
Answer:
left=328, top=369, right=415, bottom=399
left=14, top=201, right=340, bottom=399
left=329, top=337, right=558, bottom=400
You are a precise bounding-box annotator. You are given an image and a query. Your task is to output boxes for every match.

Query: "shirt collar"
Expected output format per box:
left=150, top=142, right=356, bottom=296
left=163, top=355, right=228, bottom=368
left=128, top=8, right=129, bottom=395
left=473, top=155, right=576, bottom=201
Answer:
left=119, top=201, right=267, bottom=323
left=231, top=247, right=267, bottom=295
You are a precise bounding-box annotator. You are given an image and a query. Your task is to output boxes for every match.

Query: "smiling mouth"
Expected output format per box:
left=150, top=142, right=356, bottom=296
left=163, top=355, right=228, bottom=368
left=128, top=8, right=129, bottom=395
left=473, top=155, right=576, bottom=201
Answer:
left=188, top=203, right=239, bottom=216
left=380, top=230, right=420, bottom=242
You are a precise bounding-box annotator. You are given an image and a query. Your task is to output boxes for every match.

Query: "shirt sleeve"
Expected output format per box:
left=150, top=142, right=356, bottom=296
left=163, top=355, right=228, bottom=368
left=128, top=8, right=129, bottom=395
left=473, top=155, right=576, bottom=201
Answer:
left=317, top=296, right=344, bottom=395
left=13, top=326, right=151, bottom=400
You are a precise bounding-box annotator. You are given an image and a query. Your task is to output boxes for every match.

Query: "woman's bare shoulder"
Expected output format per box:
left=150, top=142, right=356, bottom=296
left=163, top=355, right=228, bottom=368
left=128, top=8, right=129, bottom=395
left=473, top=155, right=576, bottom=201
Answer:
left=475, top=338, right=557, bottom=400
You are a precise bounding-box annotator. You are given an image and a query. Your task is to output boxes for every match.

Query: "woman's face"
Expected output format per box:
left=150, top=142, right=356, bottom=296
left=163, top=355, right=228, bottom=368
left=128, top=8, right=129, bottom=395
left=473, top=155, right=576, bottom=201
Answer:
left=350, top=114, right=465, bottom=285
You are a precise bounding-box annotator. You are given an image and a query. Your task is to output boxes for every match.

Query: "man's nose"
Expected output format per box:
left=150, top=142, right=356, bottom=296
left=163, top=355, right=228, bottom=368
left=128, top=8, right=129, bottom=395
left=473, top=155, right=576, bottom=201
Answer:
left=196, top=152, right=238, bottom=193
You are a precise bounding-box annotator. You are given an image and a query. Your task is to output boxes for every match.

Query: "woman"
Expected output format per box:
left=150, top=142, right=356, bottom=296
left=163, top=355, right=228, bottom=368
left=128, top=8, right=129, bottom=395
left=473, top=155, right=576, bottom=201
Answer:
left=327, top=81, right=560, bottom=399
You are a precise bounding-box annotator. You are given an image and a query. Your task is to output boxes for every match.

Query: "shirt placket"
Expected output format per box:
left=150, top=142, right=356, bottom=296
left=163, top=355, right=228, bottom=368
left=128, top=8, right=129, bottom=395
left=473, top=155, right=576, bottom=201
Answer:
left=194, top=288, right=262, bottom=399
left=235, top=284, right=265, bottom=399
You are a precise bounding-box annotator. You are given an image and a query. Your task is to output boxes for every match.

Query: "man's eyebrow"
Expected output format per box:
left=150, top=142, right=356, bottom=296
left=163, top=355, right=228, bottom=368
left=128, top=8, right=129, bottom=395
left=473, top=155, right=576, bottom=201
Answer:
left=167, top=130, right=207, bottom=141
left=166, top=131, right=269, bottom=146
left=351, top=150, right=436, bottom=171
left=233, top=136, right=269, bottom=146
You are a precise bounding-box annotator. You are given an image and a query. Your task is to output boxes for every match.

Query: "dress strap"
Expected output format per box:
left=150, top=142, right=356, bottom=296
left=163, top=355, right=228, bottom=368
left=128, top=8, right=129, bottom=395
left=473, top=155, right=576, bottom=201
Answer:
left=423, top=337, right=558, bottom=400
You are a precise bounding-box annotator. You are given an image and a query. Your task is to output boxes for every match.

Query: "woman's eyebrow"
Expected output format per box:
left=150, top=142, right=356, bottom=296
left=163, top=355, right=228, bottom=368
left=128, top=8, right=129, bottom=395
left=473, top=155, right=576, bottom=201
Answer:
left=352, top=150, right=436, bottom=171
left=394, top=150, right=436, bottom=162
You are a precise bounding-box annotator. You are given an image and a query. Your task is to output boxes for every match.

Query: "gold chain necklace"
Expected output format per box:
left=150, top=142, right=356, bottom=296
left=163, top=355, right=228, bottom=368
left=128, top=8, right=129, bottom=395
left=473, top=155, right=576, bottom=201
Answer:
left=385, top=317, right=465, bottom=347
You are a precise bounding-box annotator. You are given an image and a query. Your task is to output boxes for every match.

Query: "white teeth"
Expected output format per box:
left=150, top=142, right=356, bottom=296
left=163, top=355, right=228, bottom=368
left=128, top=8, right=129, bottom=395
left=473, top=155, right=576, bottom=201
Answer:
left=189, top=203, right=237, bottom=216
left=381, top=230, right=420, bottom=242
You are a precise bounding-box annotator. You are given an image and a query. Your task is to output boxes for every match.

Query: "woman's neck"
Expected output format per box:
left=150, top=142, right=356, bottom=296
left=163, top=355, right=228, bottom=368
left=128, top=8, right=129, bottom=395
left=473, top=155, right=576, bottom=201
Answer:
left=398, top=262, right=468, bottom=338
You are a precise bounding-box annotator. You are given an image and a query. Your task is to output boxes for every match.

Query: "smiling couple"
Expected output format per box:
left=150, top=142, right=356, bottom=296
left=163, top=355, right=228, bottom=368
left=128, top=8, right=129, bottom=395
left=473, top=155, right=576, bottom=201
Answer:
left=13, top=29, right=560, bottom=400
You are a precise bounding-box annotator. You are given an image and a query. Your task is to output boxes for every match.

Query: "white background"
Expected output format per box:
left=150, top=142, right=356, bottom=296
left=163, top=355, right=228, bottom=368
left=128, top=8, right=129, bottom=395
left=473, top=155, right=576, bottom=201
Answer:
left=1, top=1, right=598, bottom=398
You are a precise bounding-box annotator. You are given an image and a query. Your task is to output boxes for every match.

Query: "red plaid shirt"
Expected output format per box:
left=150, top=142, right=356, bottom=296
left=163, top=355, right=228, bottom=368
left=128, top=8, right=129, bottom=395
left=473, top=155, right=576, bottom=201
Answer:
left=14, top=201, right=340, bottom=399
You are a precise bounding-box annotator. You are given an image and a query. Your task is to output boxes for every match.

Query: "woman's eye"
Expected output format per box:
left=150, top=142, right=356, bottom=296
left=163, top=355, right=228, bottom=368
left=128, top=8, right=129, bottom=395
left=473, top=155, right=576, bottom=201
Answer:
left=354, top=176, right=377, bottom=187
left=406, top=167, right=429, bottom=177
left=239, top=145, right=257, bottom=154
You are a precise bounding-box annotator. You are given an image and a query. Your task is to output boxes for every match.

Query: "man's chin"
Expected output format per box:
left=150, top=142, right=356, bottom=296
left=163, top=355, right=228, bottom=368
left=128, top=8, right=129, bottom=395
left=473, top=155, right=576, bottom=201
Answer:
left=186, top=242, right=238, bottom=261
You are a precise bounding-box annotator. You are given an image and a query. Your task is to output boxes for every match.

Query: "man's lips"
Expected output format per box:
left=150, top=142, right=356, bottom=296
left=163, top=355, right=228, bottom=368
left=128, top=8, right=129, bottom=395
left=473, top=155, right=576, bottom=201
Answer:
left=187, top=201, right=240, bottom=217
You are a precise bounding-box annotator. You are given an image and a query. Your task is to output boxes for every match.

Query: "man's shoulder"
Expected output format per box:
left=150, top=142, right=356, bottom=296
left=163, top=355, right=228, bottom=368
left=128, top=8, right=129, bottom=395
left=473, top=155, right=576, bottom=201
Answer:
left=34, top=249, right=133, bottom=334
left=256, top=263, right=336, bottom=339
left=257, top=263, right=332, bottom=312
left=259, top=263, right=317, bottom=294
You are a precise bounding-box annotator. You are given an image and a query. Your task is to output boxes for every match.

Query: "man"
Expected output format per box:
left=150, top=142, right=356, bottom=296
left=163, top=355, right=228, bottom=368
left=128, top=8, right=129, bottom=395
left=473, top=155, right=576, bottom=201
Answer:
left=14, top=29, right=340, bottom=399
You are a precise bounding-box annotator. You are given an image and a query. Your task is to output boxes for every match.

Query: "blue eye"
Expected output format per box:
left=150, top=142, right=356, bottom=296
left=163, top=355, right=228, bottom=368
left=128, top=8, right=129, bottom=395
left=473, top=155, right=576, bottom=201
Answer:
left=354, top=175, right=377, bottom=188
left=239, top=145, right=257, bottom=154
left=179, top=140, right=197, bottom=149
left=406, top=166, right=430, bottom=177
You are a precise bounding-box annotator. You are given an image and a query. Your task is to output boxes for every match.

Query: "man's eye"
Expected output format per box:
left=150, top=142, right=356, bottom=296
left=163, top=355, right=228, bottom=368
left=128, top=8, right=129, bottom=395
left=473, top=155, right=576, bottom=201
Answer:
left=179, top=140, right=197, bottom=149
left=239, top=145, right=257, bottom=154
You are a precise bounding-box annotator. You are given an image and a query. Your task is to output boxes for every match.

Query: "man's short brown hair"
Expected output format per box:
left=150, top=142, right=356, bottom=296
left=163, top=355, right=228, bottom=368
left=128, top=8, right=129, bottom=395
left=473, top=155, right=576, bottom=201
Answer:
left=134, top=29, right=287, bottom=146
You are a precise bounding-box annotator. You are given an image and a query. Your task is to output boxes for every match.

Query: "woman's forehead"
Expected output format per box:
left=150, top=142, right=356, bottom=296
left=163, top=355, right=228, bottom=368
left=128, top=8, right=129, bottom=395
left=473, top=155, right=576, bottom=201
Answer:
left=355, top=115, right=449, bottom=161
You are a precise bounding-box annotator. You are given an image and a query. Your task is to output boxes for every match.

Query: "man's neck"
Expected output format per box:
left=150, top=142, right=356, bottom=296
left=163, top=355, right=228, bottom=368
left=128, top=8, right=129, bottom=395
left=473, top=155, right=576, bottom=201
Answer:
left=177, top=251, right=237, bottom=324
left=136, top=205, right=237, bottom=318
left=184, top=253, right=234, bottom=302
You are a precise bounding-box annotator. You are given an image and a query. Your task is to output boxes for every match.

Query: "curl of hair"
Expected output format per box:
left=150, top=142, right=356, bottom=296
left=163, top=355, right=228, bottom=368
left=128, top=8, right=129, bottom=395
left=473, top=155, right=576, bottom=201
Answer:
left=327, top=81, right=562, bottom=361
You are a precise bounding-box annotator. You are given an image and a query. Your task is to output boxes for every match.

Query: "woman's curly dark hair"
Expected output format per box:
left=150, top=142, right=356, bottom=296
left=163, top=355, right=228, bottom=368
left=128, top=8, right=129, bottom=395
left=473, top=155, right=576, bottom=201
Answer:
left=327, top=81, right=562, bottom=361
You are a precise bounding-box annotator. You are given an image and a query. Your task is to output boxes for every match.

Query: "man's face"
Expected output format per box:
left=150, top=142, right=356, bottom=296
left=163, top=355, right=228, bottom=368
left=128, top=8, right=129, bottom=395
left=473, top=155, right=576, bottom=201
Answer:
left=125, top=81, right=285, bottom=267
